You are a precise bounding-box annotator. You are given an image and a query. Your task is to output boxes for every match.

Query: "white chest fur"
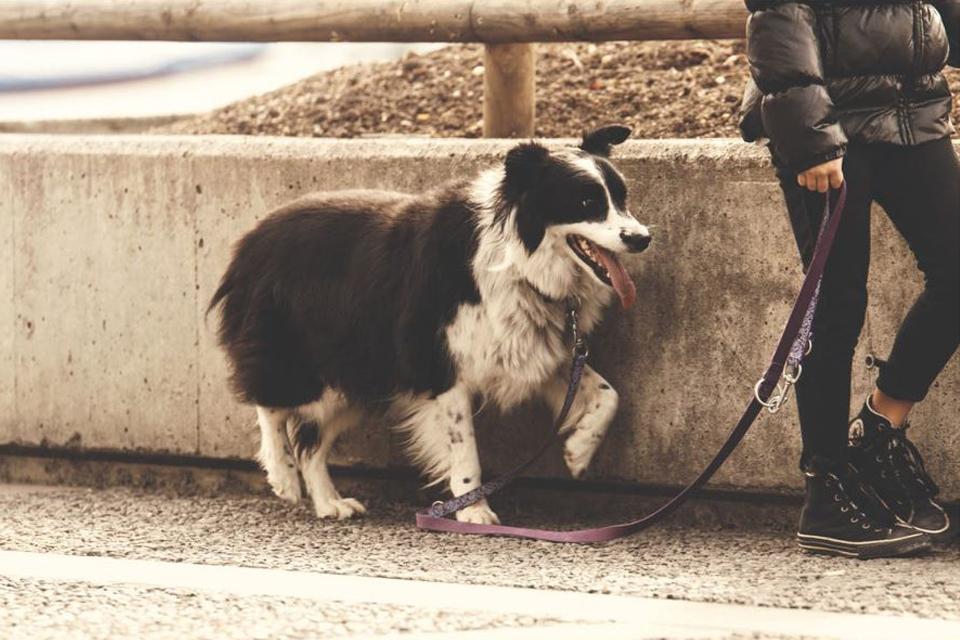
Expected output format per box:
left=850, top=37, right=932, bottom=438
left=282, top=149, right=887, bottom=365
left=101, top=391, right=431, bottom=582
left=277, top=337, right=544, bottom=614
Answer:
left=446, top=282, right=608, bottom=410
left=445, top=292, right=561, bottom=409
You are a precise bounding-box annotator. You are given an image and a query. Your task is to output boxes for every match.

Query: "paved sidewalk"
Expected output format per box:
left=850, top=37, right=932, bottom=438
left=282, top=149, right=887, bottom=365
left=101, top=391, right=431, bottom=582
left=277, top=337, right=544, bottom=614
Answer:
left=1, top=483, right=958, bottom=639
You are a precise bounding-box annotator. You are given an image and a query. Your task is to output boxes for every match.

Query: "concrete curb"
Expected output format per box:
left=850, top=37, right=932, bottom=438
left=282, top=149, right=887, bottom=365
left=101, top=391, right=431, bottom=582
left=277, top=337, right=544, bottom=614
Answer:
left=1, top=135, right=957, bottom=496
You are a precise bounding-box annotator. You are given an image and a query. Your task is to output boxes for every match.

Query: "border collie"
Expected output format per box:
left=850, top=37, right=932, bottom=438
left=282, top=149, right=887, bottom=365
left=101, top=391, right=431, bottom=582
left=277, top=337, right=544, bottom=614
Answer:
left=209, top=125, right=651, bottom=523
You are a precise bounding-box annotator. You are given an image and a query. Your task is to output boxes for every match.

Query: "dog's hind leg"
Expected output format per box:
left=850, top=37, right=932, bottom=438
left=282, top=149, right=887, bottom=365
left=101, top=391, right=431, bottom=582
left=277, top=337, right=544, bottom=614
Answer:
left=255, top=406, right=302, bottom=503
left=396, top=386, right=499, bottom=525
left=295, top=391, right=366, bottom=520
left=542, top=365, right=619, bottom=479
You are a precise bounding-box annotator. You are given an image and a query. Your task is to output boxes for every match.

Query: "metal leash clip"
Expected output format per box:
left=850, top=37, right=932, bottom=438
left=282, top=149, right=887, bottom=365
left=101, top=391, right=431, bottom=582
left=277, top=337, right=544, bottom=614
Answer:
left=567, top=296, right=589, bottom=358
left=754, top=362, right=802, bottom=414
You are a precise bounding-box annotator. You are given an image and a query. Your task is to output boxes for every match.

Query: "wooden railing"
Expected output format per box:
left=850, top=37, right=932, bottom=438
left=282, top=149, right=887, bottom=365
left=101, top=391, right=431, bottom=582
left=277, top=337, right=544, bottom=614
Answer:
left=0, top=1, right=749, bottom=136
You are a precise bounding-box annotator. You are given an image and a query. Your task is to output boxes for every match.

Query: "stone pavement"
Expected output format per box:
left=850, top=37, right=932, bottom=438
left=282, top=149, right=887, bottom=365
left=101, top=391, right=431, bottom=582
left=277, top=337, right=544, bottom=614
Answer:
left=1, top=482, right=959, bottom=639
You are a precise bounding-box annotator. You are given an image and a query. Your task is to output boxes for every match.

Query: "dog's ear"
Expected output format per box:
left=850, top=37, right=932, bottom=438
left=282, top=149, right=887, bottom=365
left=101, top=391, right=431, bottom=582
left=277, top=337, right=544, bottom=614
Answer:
left=580, top=125, right=632, bottom=157
left=503, top=141, right=550, bottom=198
left=502, top=142, right=549, bottom=254
left=515, top=206, right=546, bottom=255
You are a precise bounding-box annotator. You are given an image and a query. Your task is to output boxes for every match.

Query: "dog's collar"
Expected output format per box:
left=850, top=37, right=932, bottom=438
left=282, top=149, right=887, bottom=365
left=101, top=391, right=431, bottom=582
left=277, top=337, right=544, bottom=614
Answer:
left=525, top=284, right=587, bottom=353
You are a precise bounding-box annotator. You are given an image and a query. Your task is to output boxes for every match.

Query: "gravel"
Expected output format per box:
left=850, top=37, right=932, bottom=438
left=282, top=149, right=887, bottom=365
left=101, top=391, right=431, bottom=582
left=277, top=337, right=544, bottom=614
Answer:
left=2, top=486, right=958, bottom=622
left=161, top=41, right=960, bottom=140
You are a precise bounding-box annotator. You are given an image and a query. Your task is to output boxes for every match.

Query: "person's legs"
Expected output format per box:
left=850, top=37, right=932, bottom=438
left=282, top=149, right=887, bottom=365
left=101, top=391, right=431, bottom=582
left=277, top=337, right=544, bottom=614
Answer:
left=871, top=138, right=960, bottom=409
left=774, top=145, right=873, bottom=468
left=845, top=138, right=959, bottom=536
left=870, top=390, right=912, bottom=428
left=773, top=146, right=927, bottom=557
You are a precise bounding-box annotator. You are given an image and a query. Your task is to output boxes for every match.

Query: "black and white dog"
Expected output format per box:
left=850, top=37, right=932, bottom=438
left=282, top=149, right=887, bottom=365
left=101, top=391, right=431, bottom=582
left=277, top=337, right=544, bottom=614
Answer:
left=210, top=125, right=651, bottom=523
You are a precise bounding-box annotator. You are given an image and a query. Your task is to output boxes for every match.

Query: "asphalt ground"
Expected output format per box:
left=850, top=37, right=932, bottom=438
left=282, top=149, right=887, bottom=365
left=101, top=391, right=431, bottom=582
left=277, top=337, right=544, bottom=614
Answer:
left=1, top=480, right=959, bottom=640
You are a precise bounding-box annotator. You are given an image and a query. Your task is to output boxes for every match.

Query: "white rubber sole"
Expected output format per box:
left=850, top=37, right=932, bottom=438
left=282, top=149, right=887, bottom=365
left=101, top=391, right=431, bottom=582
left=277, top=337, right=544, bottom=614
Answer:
left=797, top=530, right=930, bottom=559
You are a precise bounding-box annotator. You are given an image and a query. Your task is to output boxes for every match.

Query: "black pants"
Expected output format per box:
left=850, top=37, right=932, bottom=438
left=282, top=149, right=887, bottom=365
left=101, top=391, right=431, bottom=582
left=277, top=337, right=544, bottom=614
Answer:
left=773, top=137, right=960, bottom=467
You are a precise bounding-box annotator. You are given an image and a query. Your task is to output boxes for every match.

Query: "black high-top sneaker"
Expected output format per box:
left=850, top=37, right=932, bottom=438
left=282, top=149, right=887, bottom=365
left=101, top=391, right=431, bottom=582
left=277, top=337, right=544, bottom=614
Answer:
left=847, top=399, right=951, bottom=538
left=797, top=456, right=929, bottom=558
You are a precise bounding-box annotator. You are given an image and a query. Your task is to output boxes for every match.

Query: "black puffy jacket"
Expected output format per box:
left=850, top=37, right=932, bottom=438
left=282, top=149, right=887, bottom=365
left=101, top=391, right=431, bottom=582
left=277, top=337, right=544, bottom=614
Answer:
left=739, top=0, right=959, bottom=171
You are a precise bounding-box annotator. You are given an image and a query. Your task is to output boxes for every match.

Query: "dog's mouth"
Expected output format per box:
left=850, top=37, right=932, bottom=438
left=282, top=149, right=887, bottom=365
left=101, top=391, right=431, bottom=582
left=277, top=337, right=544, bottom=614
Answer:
left=566, top=235, right=636, bottom=310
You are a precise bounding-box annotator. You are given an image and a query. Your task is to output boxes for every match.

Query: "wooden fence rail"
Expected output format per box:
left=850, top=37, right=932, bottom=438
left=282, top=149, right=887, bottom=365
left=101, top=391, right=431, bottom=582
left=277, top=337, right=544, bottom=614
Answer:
left=0, top=0, right=749, bottom=136
left=0, top=1, right=747, bottom=42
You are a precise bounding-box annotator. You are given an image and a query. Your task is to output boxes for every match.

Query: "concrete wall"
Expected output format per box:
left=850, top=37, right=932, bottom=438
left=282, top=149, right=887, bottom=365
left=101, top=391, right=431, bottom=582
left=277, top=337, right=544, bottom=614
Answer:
left=0, top=135, right=957, bottom=495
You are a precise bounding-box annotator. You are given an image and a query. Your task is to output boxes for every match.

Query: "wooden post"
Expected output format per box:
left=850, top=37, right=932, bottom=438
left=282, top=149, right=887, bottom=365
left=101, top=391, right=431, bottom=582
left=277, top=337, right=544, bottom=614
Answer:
left=483, top=43, right=536, bottom=138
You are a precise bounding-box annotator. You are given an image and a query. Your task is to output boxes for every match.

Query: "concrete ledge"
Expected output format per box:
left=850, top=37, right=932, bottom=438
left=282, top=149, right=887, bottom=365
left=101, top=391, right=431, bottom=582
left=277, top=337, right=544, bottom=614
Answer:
left=1, top=134, right=957, bottom=496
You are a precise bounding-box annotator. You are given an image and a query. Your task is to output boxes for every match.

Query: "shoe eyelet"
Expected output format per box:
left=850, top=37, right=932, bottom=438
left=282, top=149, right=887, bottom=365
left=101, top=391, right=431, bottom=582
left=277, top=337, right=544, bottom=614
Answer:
left=875, top=455, right=884, bottom=463
left=833, top=494, right=841, bottom=502
left=851, top=517, right=860, bottom=523
left=862, top=523, right=871, bottom=529
left=840, top=506, right=849, bottom=512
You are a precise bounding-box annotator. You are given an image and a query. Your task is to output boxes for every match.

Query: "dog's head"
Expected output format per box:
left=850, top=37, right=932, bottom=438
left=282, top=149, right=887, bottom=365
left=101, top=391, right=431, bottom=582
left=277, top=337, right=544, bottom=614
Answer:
left=496, top=125, right=650, bottom=309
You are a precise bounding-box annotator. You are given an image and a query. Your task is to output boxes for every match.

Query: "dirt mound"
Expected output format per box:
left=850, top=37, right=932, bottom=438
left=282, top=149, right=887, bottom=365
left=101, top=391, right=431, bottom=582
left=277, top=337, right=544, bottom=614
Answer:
left=164, top=40, right=960, bottom=139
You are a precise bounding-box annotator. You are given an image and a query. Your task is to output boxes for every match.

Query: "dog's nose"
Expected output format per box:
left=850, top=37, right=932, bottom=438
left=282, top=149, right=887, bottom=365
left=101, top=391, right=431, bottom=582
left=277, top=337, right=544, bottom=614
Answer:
left=620, top=231, right=651, bottom=253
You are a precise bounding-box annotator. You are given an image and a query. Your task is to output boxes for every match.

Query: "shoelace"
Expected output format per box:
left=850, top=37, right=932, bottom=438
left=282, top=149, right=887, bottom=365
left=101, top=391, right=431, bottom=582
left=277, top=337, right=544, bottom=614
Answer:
left=887, top=425, right=939, bottom=498
left=826, top=473, right=889, bottom=533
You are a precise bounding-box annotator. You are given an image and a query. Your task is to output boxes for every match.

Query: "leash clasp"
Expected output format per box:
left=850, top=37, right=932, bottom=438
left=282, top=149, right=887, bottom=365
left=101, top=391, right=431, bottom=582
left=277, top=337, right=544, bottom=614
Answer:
left=567, top=297, right=589, bottom=358
left=754, top=362, right=802, bottom=414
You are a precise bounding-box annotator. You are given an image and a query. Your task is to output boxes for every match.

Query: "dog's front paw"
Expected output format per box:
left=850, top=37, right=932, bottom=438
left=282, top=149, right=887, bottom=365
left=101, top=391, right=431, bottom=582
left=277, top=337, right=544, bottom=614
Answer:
left=563, top=430, right=601, bottom=479
left=266, top=466, right=302, bottom=504
left=314, top=497, right=367, bottom=520
left=455, top=500, right=500, bottom=525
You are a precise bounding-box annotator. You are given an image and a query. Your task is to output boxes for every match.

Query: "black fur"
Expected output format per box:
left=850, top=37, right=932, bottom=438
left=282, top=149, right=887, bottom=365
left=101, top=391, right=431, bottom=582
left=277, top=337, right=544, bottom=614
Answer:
left=293, top=421, right=320, bottom=457
left=580, top=125, right=632, bottom=157
left=597, top=159, right=628, bottom=210
left=210, top=186, right=480, bottom=408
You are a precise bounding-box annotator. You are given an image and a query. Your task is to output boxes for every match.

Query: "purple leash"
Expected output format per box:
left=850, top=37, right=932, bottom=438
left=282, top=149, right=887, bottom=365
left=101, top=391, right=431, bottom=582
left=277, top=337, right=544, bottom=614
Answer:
left=417, top=184, right=848, bottom=543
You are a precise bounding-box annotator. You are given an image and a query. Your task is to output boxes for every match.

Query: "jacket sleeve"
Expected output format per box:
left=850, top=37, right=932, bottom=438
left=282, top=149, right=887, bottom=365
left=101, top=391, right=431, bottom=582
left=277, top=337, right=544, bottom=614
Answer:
left=745, top=0, right=848, bottom=171
left=934, top=1, right=960, bottom=67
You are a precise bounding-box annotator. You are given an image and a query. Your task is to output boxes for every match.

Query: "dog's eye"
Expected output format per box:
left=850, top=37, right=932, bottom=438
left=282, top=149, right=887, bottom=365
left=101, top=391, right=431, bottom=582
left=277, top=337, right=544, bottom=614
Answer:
left=580, top=198, right=595, bottom=209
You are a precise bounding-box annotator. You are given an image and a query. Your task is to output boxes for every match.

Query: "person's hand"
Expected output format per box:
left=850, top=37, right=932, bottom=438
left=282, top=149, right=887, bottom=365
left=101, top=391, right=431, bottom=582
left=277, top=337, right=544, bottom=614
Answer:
left=798, top=158, right=844, bottom=192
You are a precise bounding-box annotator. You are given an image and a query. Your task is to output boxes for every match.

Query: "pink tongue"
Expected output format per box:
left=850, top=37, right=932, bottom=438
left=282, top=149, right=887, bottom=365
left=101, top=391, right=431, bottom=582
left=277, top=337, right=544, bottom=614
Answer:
left=594, top=246, right=637, bottom=310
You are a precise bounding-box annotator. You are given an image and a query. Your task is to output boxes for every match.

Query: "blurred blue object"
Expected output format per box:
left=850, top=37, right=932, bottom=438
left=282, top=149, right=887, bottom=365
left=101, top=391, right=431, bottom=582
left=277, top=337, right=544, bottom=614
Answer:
left=0, top=42, right=267, bottom=92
